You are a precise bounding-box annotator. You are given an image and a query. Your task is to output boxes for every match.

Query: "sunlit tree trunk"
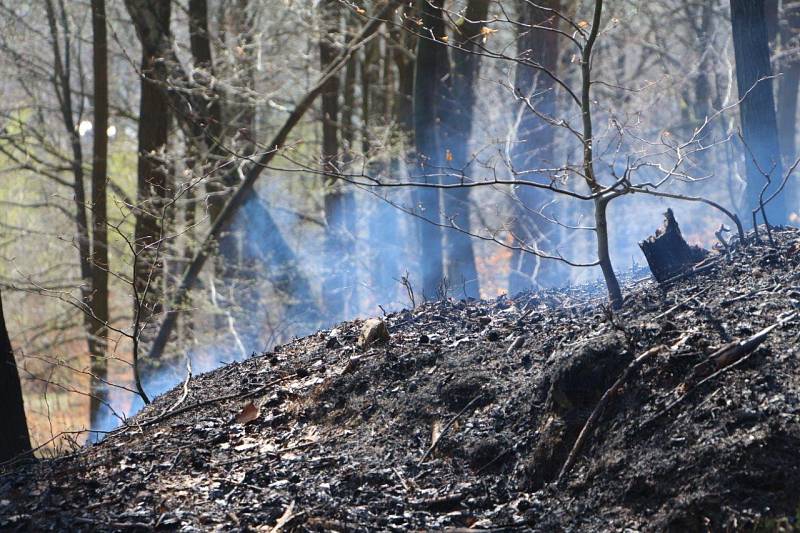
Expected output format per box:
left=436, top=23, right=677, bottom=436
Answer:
left=413, top=0, right=448, bottom=299
left=730, top=0, right=786, bottom=223
left=0, top=289, right=31, bottom=463
left=508, top=0, right=562, bottom=295
left=441, top=0, right=488, bottom=300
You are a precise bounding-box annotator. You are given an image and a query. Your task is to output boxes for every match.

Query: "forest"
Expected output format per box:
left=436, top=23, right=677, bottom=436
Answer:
left=1, top=0, right=799, bottom=530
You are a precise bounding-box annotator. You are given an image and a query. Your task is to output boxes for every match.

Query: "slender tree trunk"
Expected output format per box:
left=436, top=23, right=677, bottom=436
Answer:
left=413, top=0, right=448, bottom=299
left=0, top=289, right=32, bottom=463
left=441, top=0, right=488, bottom=300
left=320, top=0, right=348, bottom=321
left=730, top=0, right=787, bottom=223
left=90, top=0, right=110, bottom=430
left=508, top=0, right=562, bottom=295
left=363, top=33, right=394, bottom=303
left=581, top=0, right=622, bottom=309
left=45, top=0, right=110, bottom=426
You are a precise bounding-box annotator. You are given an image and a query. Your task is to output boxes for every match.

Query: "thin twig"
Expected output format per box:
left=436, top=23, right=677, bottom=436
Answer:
left=557, top=345, right=664, bottom=483
left=418, top=394, right=484, bottom=466
left=167, top=357, right=193, bottom=413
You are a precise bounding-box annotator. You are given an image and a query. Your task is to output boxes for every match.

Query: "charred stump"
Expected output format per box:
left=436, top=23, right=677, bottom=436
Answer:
left=639, top=209, right=708, bottom=283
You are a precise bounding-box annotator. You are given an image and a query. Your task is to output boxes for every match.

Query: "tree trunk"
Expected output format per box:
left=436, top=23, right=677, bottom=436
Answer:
left=778, top=2, right=800, bottom=170
left=45, top=0, right=109, bottom=427
left=0, top=289, right=32, bottom=463
left=413, top=0, right=448, bottom=299
left=125, top=0, right=173, bottom=353
left=508, top=0, right=563, bottom=295
left=320, top=0, right=349, bottom=321
left=90, top=0, right=110, bottom=430
left=441, top=0, right=488, bottom=300
left=730, top=0, right=787, bottom=223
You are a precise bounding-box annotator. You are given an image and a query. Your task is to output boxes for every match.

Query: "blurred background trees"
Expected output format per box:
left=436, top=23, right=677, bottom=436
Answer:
left=0, top=0, right=798, bottom=453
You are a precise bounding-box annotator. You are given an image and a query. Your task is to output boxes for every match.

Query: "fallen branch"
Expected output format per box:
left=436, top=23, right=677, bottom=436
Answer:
left=135, top=373, right=295, bottom=428
left=558, top=345, right=664, bottom=484
left=652, top=286, right=710, bottom=321
left=690, top=314, right=795, bottom=380
left=418, top=394, right=484, bottom=466
left=643, top=313, right=796, bottom=428
left=167, top=357, right=193, bottom=413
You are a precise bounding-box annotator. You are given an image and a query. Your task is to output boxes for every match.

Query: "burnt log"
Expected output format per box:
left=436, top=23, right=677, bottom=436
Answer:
left=639, top=209, right=708, bottom=283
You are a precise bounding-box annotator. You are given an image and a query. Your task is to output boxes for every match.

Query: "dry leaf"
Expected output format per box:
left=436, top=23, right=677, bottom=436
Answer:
left=440, top=35, right=448, bottom=42
left=445, top=149, right=453, bottom=162
left=480, top=26, right=497, bottom=43
left=234, top=401, right=260, bottom=424
left=355, top=7, right=365, bottom=14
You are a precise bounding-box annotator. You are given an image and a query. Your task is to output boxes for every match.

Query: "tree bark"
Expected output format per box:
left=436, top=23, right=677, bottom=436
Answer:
left=730, top=0, right=787, bottom=223
left=125, top=0, right=173, bottom=352
left=90, top=0, right=110, bottom=430
left=508, top=0, right=562, bottom=295
left=778, top=2, right=800, bottom=169
left=319, top=0, right=350, bottom=321
left=413, top=0, right=448, bottom=299
left=441, top=0, right=488, bottom=300
left=45, top=0, right=109, bottom=426
left=0, top=289, right=32, bottom=463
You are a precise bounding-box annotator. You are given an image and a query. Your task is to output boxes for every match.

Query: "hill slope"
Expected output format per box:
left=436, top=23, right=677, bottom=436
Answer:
left=2, top=228, right=800, bottom=531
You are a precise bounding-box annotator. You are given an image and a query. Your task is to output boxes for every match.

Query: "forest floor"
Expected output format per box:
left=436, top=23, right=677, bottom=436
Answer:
left=2, top=227, right=800, bottom=531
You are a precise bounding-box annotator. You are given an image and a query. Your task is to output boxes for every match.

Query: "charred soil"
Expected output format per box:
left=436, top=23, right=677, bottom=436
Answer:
left=3, top=228, right=800, bottom=531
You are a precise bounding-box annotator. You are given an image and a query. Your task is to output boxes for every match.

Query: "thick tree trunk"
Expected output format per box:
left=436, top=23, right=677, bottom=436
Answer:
left=508, top=0, right=562, bottom=295
left=125, top=0, right=173, bottom=354
left=778, top=3, right=800, bottom=172
left=90, top=0, right=110, bottom=430
left=441, top=0, right=488, bottom=300
left=730, top=0, right=787, bottom=223
left=0, top=289, right=32, bottom=463
left=413, top=0, right=448, bottom=299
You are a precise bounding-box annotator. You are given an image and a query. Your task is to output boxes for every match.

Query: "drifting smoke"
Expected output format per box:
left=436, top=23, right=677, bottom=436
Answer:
left=90, top=13, right=800, bottom=438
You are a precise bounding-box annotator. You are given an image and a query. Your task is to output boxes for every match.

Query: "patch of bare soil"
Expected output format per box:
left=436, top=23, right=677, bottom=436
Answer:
left=2, top=228, right=800, bottom=532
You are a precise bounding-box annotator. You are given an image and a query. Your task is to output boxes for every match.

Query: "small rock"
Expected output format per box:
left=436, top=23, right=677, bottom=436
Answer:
left=357, top=318, right=390, bottom=349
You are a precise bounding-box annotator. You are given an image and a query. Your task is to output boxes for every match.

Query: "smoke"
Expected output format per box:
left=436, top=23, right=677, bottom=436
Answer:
left=89, top=4, right=800, bottom=439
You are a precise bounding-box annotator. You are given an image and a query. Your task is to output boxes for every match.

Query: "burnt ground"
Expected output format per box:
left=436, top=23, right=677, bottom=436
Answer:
left=2, top=227, right=800, bottom=532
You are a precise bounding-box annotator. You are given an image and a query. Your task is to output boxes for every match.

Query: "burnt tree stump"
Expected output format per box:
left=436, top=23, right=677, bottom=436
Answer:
left=639, top=209, right=708, bottom=283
